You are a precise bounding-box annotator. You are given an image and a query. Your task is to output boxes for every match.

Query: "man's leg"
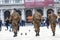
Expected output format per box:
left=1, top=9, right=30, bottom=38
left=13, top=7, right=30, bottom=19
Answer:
left=13, top=32, right=17, bottom=37
left=51, top=23, right=56, bottom=36
left=13, top=29, right=17, bottom=37
left=35, top=26, right=40, bottom=36
left=18, top=25, right=19, bottom=31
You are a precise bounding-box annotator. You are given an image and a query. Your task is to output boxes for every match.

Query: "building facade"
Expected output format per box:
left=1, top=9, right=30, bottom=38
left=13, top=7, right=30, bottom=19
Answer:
left=0, top=0, right=60, bottom=24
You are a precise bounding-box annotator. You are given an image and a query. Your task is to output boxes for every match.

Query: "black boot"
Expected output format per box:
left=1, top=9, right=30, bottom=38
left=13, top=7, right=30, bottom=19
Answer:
left=35, top=31, right=38, bottom=36
left=36, top=33, right=37, bottom=36
left=13, top=32, right=17, bottom=37
left=53, top=31, right=55, bottom=36
left=36, top=33, right=38, bottom=36
left=37, top=32, right=40, bottom=36
left=35, top=31, right=40, bottom=36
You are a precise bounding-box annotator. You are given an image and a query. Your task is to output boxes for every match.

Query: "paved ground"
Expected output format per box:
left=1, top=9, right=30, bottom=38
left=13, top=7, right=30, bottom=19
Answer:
left=0, top=25, right=60, bottom=40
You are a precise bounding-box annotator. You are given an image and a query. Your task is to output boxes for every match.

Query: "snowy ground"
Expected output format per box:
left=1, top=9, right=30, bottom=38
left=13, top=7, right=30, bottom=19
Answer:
left=0, top=24, right=60, bottom=40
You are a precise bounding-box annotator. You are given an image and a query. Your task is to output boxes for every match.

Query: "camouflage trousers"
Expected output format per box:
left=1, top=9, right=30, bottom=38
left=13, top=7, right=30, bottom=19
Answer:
left=33, top=21, right=40, bottom=32
left=12, top=22, right=19, bottom=33
left=50, top=22, right=56, bottom=32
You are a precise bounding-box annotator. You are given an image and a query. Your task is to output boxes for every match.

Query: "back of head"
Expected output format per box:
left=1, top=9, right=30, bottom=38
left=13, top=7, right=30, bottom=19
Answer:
left=47, top=9, right=54, bottom=16
left=35, top=8, right=43, bottom=15
left=16, top=9, right=21, bottom=16
left=13, top=8, right=17, bottom=12
left=47, top=9, right=54, bottom=13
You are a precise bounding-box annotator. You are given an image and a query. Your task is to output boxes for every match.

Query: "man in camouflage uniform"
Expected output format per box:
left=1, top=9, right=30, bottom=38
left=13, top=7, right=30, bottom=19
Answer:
left=33, top=11, right=43, bottom=36
left=9, top=9, right=21, bottom=37
left=48, top=11, right=57, bottom=36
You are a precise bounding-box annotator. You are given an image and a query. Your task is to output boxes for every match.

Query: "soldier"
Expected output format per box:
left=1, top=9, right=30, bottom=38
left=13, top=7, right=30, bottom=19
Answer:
left=48, top=10, right=57, bottom=36
left=9, top=8, right=21, bottom=37
left=57, top=9, right=60, bottom=28
left=33, top=10, right=43, bottom=36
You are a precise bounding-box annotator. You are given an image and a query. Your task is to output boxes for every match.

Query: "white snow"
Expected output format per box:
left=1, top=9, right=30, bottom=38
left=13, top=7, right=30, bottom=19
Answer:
left=0, top=24, right=60, bottom=40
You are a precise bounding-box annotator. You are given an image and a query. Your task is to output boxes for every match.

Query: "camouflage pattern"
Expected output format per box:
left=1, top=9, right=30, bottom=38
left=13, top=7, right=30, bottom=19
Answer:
left=9, top=10, right=21, bottom=33
left=33, top=11, right=42, bottom=36
left=48, top=12, right=57, bottom=36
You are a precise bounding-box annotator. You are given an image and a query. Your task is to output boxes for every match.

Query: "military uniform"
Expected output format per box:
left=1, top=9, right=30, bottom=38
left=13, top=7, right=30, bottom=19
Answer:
left=48, top=13, right=57, bottom=36
left=33, top=11, right=42, bottom=36
left=10, top=9, right=21, bottom=37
